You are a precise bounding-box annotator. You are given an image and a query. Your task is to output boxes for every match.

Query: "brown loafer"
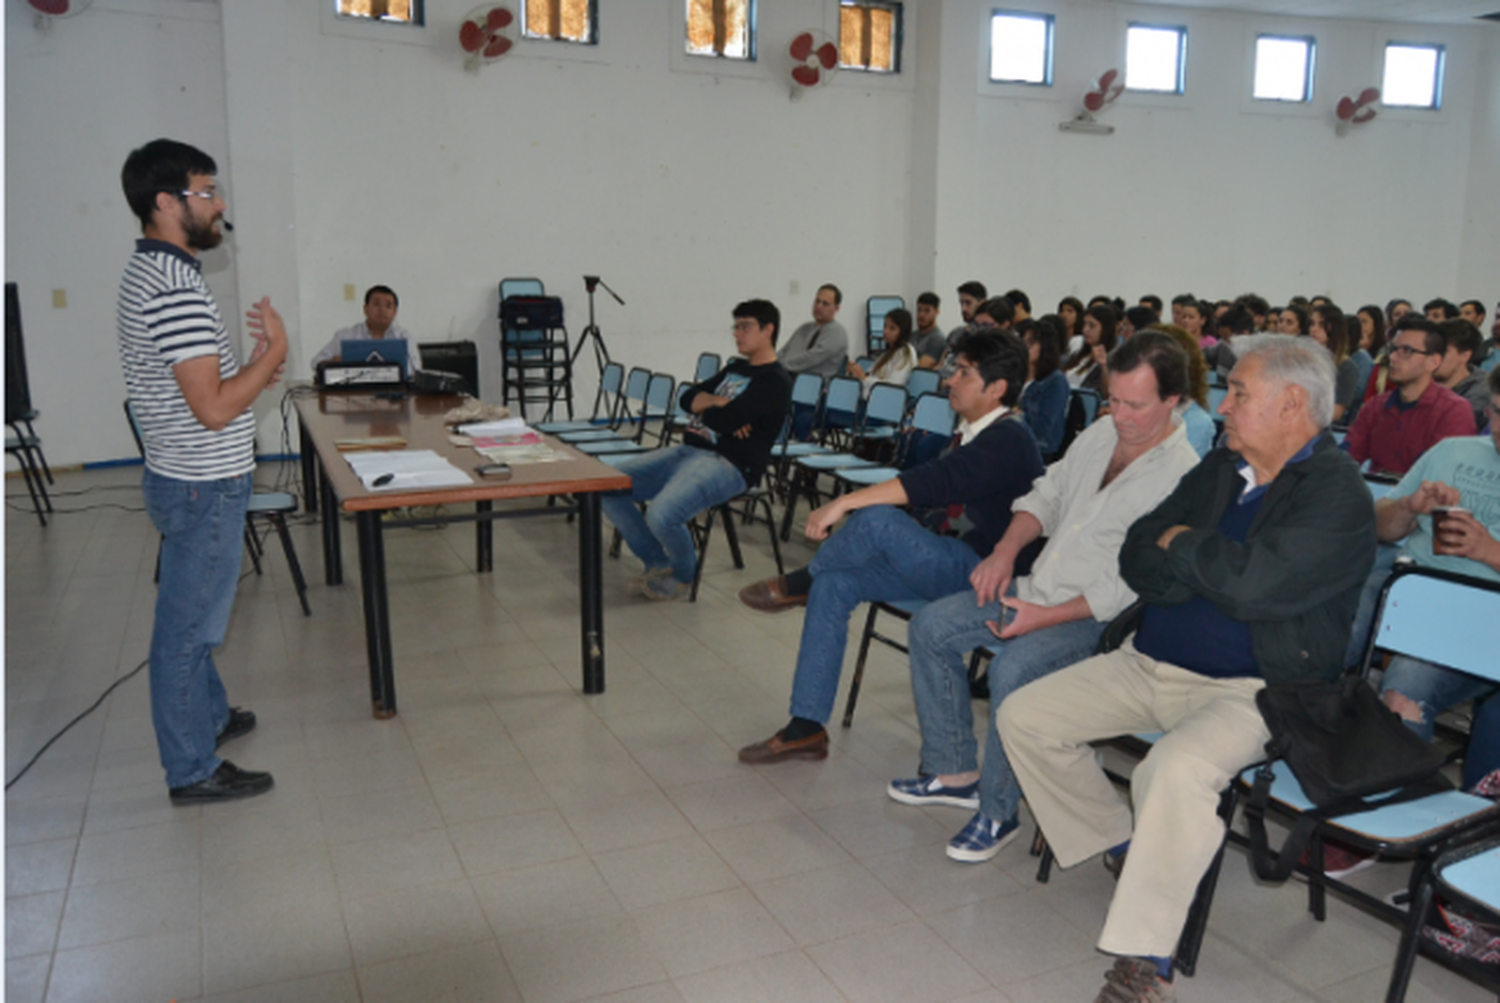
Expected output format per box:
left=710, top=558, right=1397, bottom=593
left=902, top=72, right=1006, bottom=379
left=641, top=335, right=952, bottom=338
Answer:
left=738, top=728, right=829, bottom=764
left=738, top=576, right=808, bottom=613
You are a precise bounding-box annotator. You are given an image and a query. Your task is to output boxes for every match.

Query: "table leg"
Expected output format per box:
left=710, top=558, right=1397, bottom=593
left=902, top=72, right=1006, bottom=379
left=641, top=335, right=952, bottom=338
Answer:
left=320, top=465, right=343, bottom=586
left=356, top=510, right=397, bottom=718
left=579, top=492, right=605, bottom=694
left=299, top=421, right=318, bottom=515
left=476, top=500, right=493, bottom=573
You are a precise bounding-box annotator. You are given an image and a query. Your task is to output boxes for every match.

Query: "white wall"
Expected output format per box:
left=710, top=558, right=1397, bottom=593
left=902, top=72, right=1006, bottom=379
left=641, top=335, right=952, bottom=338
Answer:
left=4, top=0, right=1497, bottom=467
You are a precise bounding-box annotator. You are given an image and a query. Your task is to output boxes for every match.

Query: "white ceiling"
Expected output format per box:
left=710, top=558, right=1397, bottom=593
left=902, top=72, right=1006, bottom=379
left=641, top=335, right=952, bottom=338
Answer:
left=1122, top=0, right=1500, bottom=27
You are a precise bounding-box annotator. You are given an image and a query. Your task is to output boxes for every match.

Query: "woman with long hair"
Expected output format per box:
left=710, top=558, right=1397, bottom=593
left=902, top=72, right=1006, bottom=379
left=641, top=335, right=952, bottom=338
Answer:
left=1278, top=304, right=1310, bottom=336
left=1179, top=298, right=1217, bottom=350
left=1156, top=324, right=1216, bottom=457
left=1057, top=296, right=1085, bottom=354
left=1020, top=315, right=1070, bottom=459
left=847, top=307, right=917, bottom=396
left=1064, top=304, right=1118, bottom=395
left=1308, top=303, right=1360, bottom=424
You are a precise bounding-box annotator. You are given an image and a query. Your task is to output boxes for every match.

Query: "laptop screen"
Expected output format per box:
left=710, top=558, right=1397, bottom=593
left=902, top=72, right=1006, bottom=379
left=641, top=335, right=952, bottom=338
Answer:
left=341, top=338, right=409, bottom=374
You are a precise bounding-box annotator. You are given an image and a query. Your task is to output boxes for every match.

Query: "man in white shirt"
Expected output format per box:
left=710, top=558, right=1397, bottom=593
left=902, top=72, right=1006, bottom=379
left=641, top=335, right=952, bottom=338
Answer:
left=310, top=285, right=414, bottom=375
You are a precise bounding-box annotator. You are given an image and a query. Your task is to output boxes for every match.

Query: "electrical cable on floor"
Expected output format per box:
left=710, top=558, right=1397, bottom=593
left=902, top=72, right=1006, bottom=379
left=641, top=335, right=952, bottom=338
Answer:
left=5, top=498, right=146, bottom=514
left=5, top=657, right=150, bottom=790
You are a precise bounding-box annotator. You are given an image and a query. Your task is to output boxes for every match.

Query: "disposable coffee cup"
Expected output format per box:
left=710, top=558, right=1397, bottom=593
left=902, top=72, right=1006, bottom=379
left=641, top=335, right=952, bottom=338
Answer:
left=1431, top=506, right=1471, bottom=556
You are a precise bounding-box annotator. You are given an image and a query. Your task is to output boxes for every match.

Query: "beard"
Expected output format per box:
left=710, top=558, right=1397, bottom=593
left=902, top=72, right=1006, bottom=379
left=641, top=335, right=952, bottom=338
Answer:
left=183, top=212, right=223, bottom=252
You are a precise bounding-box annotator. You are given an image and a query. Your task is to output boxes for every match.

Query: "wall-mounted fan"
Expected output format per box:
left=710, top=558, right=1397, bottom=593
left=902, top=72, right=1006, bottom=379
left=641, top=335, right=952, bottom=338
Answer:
left=1060, top=69, right=1123, bottom=135
left=26, top=0, right=93, bottom=30
left=1335, top=87, right=1380, bottom=137
left=789, top=30, right=839, bottom=99
left=460, top=4, right=518, bottom=73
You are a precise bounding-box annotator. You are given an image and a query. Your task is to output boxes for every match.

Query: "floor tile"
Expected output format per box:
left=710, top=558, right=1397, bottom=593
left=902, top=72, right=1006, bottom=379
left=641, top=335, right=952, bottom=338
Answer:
left=806, top=920, right=991, bottom=1003
left=751, top=860, right=916, bottom=946
left=498, top=915, right=666, bottom=1003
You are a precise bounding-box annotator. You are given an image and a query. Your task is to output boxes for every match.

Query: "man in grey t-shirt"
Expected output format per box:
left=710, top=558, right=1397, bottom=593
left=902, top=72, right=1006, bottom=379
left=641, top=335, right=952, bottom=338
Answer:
left=777, top=284, right=848, bottom=380
left=913, top=291, right=946, bottom=370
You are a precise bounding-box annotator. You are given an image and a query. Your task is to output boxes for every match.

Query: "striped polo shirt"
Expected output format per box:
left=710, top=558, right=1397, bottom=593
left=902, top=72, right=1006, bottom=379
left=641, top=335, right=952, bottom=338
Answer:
left=117, top=239, right=255, bottom=480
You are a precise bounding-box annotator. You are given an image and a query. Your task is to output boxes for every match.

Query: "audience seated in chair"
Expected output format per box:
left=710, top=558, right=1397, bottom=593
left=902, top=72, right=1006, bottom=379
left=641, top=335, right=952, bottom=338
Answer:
left=889, top=332, right=1201, bottom=863
left=847, top=307, right=917, bottom=395
left=736, top=330, right=1045, bottom=764
left=777, top=284, right=848, bottom=381
left=998, top=334, right=1376, bottom=1001
left=600, top=299, right=792, bottom=601
left=1018, top=314, right=1070, bottom=460
left=912, top=292, right=946, bottom=371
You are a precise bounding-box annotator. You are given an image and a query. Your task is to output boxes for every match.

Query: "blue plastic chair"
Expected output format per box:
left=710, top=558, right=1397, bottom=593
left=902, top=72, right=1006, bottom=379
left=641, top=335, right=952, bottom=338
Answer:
left=1387, top=832, right=1500, bottom=1000
left=693, top=352, right=721, bottom=384
left=559, top=367, right=650, bottom=442
left=538, top=360, right=624, bottom=434
left=906, top=368, right=942, bottom=400
left=837, top=392, right=955, bottom=489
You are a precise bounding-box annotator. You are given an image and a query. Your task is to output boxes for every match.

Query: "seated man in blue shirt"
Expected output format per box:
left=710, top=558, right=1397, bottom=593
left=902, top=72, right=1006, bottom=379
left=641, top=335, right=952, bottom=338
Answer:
left=1000, top=334, right=1376, bottom=1003
left=310, top=284, right=414, bottom=375
left=737, top=330, right=1045, bottom=763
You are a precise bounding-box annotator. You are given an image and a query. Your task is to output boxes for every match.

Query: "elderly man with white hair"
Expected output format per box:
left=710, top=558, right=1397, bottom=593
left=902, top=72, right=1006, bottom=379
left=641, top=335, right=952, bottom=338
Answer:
left=998, top=335, right=1377, bottom=1003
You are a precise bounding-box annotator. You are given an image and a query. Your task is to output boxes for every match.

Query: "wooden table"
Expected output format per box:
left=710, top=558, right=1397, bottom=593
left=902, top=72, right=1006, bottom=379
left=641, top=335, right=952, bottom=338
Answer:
left=294, top=389, right=631, bottom=717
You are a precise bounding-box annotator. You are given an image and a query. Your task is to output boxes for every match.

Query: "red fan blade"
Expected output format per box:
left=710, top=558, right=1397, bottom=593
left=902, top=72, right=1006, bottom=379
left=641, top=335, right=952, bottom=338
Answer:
left=1353, top=108, right=1377, bottom=124
left=1358, top=86, right=1380, bottom=106
left=1105, top=83, right=1123, bottom=103
left=1083, top=92, right=1104, bottom=112
left=792, top=65, right=821, bottom=87
left=29, top=0, right=71, bottom=14
left=1336, top=96, right=1355, bottom=121
left=460, top=20, right=485, bottom=52
left=1098, top=68, right=1118, bottom=90
left=484, top=35, right=513, bottom=58
left=816, top=42, right=839, bottom=70
left=789, top=33, right=814, bottom=62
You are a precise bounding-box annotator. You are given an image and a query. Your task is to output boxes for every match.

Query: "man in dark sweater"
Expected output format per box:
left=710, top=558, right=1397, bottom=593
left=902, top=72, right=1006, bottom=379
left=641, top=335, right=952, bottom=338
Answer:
left=737, top=330, right=1045, bottom=763
left=600, top=299, right=792, bottom=600
left=1000, top=334, right=1377, bottom=1003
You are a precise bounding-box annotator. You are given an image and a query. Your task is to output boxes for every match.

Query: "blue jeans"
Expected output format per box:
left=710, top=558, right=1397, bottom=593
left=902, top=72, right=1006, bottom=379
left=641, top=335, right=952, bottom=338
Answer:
left=142, top=470, right=251, bottom=788
left=789, top=507, right=981, bottom=723
left=600, top=446, right=747, bottom=584
left=1381, top=656, right=1500, bottom=789
left=908, top=588, right=1104, bottom=824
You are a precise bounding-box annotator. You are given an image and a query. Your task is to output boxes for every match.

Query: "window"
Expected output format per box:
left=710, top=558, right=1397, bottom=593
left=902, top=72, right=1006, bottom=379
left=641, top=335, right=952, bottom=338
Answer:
left=1253, top=35, right=1315, bottom=102
left=336, top=0, right=422, bottom=25
left=989, top=11, right=1054, bottom=85
left=522, top=0, right=596, bottom=45
left=839, top=2, right=902, bottom=73
left=686, top=0, right=755, bottom=60
left=1383, top=43, right=1444, bottom=109
left=1124, top=23, right=1186, bottom=94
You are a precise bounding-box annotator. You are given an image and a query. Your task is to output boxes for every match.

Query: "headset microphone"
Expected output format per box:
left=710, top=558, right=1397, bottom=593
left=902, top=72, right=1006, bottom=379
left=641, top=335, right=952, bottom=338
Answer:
left=221, top=219, right=235, bottom=232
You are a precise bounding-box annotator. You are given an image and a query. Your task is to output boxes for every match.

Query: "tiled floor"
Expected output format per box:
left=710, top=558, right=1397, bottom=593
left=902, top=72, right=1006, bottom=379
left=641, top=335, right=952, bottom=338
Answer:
left=4, top=464, right=1492, bottom=1002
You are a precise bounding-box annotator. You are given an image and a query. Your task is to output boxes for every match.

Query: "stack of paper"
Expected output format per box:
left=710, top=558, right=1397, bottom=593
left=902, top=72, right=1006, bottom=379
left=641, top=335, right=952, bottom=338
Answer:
left=345, top=450, right=473, bottom=491
left=456, top=417, right=531, bottom=437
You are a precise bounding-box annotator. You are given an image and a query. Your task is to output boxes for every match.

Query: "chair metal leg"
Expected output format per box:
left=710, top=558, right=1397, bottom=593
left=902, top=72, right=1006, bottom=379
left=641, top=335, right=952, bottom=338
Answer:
left=689, top=506, right=716, bottom=603
left=1035, top=842, right=1056, bottom=883
left=842, top=603, right=883, bottom=727
left=719, top=504, right=745, bottom=569
left=11, top=447, right=48, bottom=526
left=1384, top=864, right=1438, bottom=1003
left=269, top=511, right=312, bottom=616
left=754, top=494, right=784, bottom=575
left=21, top=419, right=52, bottom=485
left=243, top=524, right=264, bottom=575
left=1174, top=785, right=1241, bottom=977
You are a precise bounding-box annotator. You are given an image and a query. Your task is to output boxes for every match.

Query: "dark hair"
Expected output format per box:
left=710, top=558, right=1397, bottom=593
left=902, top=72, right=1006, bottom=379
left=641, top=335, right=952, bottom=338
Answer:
left=957, top=281, right=988, bottom=301
left=916, top=291, right=940, bottom=309
left=1489, top=366, right=1500, bottom=398
left=974, top=297, right=1014, bottom=327
left=1386, top=298, right=1411, bottom=319
left=1289, top=294, right=1311, bottom=308
left=1067, top=304, right=1119, bottom=369
left=1424, top=298, right=1458, bottom=319
left=1029, top=315, right=1065, bottom=381
left=1003, top=289, right=1031, bottom=313
left=1124, top=305, right=1159, bottom=332
left=1357, top=304, right=1387, bottom=355
left=365, top=285, right=399, bottom=308
left=1310, top=295, right=1331, bottom=308
left=1311, top=304, right=1348, bottom=363
left=1218, top=306, right=1255, bottom=335
left=733, top=299, right=781, bottom=345
left=818, top=283, right=842, bottom=306
left=1057, top=296, right=1085, bottom=337
left=1109, top=330, right=1190, bottom=404
left=1087, top=295, right=1113, bottom=310
left=873, top=308, right=914, bottom=372
left=1461, top=299, right=1487, bottom=320
left=1393, top=313, right=1444, bottom=355
left=1171, top=293, right=1195, bottom=307
left=1344, top=315, right=1363, bottom=364
left=121, top=138, right=218, bottom=229
left=1281, top=304, right=1310, bottom=335
left=1236, top=293, right=1270, bottom=318
left=952, top=329, right=1028, bottom=407
left=1140, top=294, right=1163, bottom=313
left=1438, top=318, right=1483, bottom=361
left=1151, top=325, right=1208, bottom=407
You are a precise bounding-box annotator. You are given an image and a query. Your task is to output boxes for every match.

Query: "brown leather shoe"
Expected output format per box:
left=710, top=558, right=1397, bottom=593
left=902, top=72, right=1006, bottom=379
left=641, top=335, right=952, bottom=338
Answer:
left=738, top=728, right=829, bottom=764
left=738, top=576, right=808, bottom=613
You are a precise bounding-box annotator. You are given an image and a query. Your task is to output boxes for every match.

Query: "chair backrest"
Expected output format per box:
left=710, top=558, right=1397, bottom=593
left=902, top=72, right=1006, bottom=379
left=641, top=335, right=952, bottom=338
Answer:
left=1364, top=564, right=1500, bottom=682
left=856, top=356, right=875, bottom=373
left=500, top=277, right=544, bottom=301
left=6, top=283, right=32, bottom=421
left=618, top=366, right=652, bottom=426
left=589, top=361, right=625, bottom=421
left=644, top=372, right=675, bottom=413
left=906, top=368, right=941, bottom=399
left=823, top=375, right=863, bottom=417
left=791, top=372, right=823, bottom=407
left=866, top=295, right=904, bottom=355
left=910, top=392, right=956, bottom=437
left=864, top=383, right=908, bottom=427
left=1072, top=388, right=1102, bottom=427
left=693, top=352, right=721, bottom=384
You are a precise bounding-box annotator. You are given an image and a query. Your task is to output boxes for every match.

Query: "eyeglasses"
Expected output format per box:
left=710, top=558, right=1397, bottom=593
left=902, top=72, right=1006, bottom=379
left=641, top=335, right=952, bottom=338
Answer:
left=1388, top=344, right=1435, bottom=359
left=178, top=189, right=222, bottom=202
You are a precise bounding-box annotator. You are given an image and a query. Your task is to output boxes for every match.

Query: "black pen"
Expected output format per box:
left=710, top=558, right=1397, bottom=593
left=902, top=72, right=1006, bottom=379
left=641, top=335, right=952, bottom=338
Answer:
left=373, top=473, right=395, bottom=487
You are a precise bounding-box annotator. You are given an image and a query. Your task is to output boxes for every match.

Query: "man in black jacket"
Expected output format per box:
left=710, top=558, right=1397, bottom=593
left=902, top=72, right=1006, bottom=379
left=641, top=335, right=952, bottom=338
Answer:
left=601, top=299, right=792, bottom=600
left=999, top=334, right=1376, bottom=1003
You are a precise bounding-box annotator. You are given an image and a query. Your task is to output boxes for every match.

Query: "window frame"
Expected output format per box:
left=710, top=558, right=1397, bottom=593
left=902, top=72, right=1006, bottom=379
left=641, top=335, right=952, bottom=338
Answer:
left=838, top=0, right=904, bottom=75
left=520, top=0, right=599, bottom=47
left=334, top=0, right=425, bottom=27
left=1381, top=41, right=1445, bottom=111
left=1252, top=33, right=1315, bottom=104
left=1124, top=22, right=1187, bottom=96
left=684, top=0, right=757, bottom=62
left=987, top=9, right=1055, bottom=88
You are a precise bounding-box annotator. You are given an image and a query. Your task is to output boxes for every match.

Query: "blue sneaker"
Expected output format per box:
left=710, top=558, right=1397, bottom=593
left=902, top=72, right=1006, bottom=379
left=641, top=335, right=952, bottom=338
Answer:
left=946, top=812, right=1020, bottom=863
left=887, top=775, right=980, bottom=810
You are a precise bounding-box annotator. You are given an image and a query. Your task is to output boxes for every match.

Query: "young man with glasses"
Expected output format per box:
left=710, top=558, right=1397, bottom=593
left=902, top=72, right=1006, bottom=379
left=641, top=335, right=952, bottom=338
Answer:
left=1344, top=314, right=1475, bottom=477
left=118, top=139, right=287, bottom=803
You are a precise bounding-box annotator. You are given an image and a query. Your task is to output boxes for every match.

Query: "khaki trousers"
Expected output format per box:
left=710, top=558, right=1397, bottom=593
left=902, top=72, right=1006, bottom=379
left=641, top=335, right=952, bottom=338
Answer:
left=998, top=642, right=1268, bottom=957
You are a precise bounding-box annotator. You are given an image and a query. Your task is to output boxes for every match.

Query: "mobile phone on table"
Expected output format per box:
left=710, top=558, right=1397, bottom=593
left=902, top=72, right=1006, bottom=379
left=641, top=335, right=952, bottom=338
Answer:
left=475, top=463, right=512, bottom=478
